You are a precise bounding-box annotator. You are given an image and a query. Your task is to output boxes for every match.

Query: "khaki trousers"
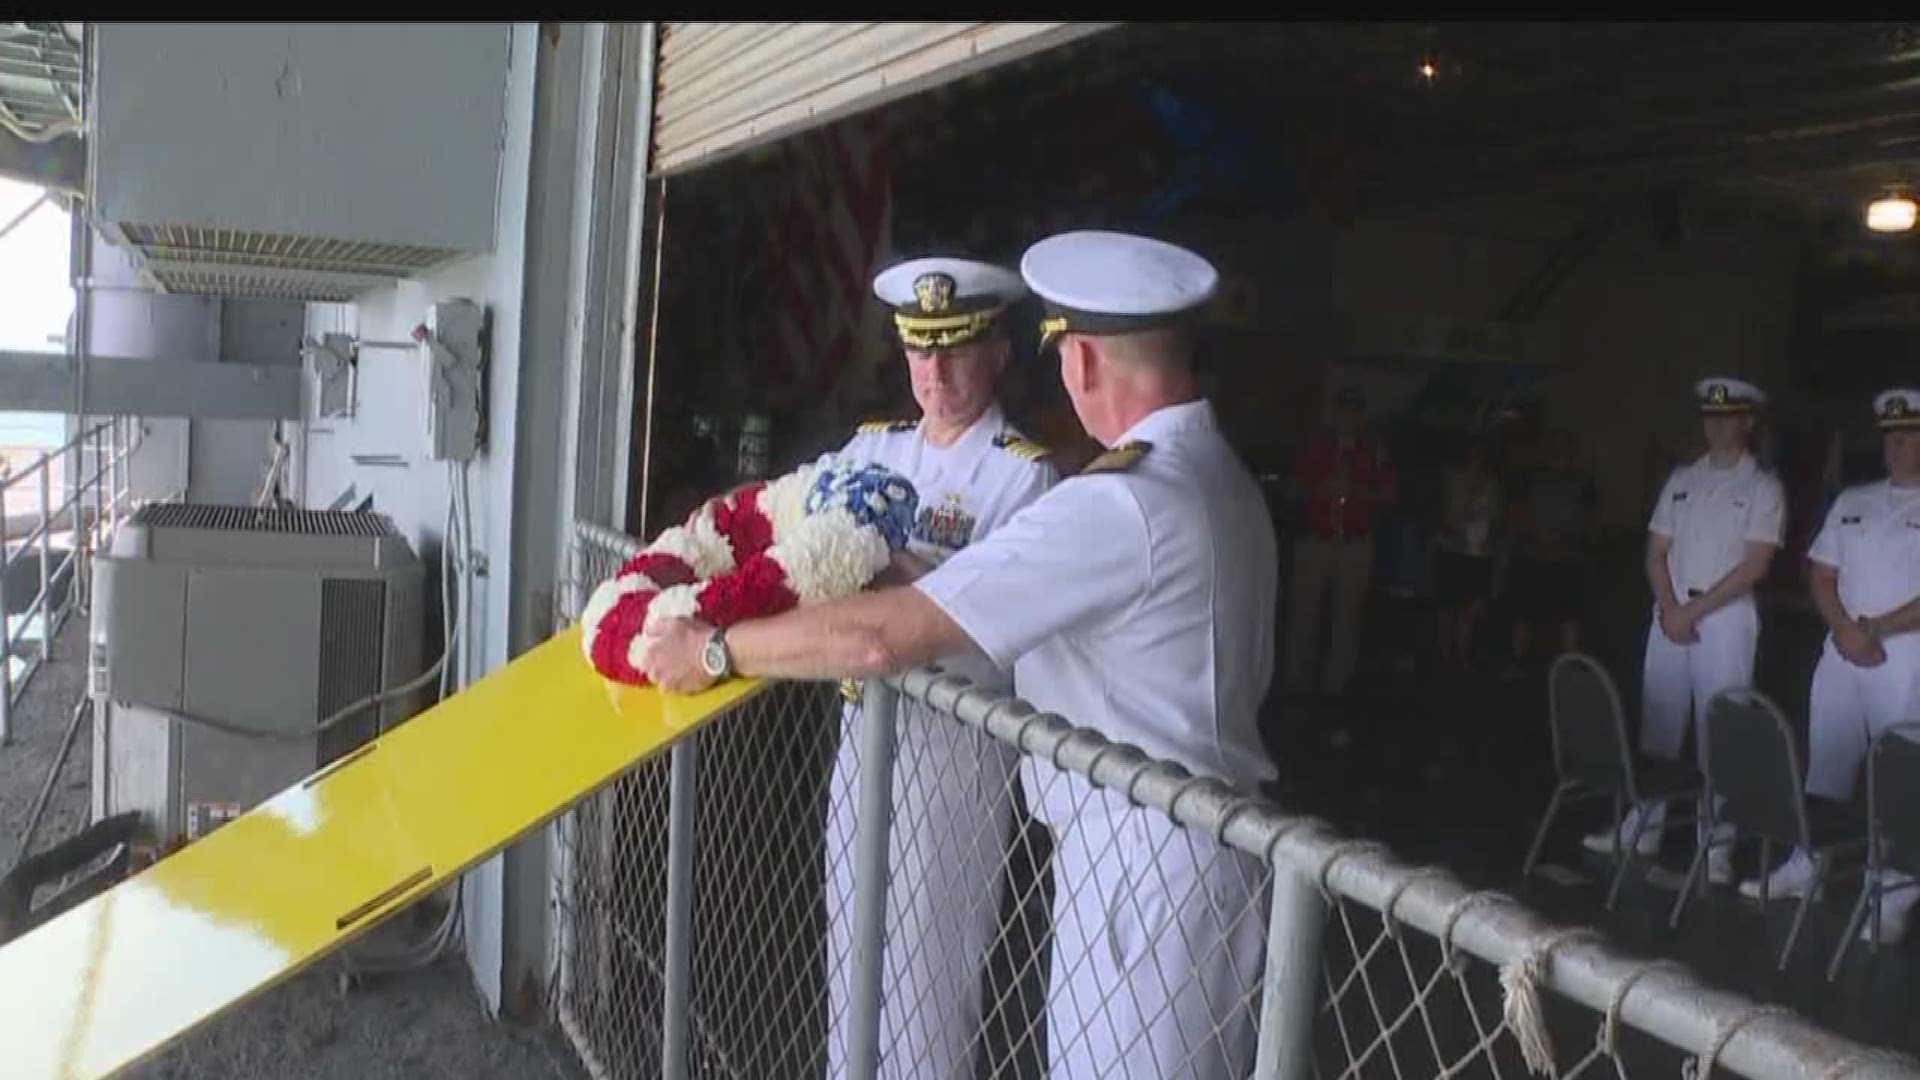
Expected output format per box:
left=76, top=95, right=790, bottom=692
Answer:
left=1286, top=534, right=1374, bottom=694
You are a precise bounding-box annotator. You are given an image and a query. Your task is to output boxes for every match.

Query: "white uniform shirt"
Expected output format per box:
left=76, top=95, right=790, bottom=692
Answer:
left=1808, top=480, right=1920, bottom=621
left=831, top=403, right=1056, bottom=690
left=1647, top=453, right=1785, bottom=598
left=915, top=400, right=1279, bottom=822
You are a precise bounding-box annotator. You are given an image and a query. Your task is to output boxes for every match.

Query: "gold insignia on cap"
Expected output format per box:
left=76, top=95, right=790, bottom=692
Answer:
left=1886, top=396, right=1913, bottom=419
left=913, top=272, right=957, bottom=314
left=1076, top=441, right=1152, bottom=476
left=1709, top=383, right=1730, bottom=404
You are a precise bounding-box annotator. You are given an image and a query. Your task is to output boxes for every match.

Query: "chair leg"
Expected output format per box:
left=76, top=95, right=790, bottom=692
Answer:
left=1827, top=878, right=1875, bottom=982
left=1669, top=837, right=1710, bottom=929
left=1780, top=851, right=1828, bottom=972
left=1605, top=809, right=1653, bottom=911
left=1523, top=782, right=1573, bottom=879
left=1759, top=838, right=1772, bottom=906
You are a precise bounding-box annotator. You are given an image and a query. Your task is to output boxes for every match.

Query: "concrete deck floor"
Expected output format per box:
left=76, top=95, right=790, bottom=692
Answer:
left=0, top=621, right=584, bottom=1080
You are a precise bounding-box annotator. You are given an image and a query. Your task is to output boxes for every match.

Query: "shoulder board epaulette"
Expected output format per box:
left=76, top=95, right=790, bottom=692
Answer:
left=858, top=419, right=918, bottom=435
left=839, top=678, right=863, bottom=704
left=991, top=432, right=1051, bottom=462
left=1077, top=441, right=1152, bottom=477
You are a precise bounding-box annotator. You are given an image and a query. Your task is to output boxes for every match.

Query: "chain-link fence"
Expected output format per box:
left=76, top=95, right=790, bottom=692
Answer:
left=553, top=520, right=1920, bottom=1080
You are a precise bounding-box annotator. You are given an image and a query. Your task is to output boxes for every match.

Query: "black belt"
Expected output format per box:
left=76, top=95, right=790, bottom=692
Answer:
left=1687, top=588, right=1704, bottom=598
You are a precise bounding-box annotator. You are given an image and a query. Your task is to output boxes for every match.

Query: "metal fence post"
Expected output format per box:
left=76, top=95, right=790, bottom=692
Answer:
left=0, top=477, right=12, bottom=744
left=662, top=738, right=699, bottom=1080
left=846, top=679, right=902, bottom=1080
left=69, top=428, right=85, bottom=614
left=36, top=453, right=51, bottom=662
left=1253, top=863, right=1328, bottom=1080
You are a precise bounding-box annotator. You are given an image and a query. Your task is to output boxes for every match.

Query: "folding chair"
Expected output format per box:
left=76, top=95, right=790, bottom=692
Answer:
left=1524, top=653, right=1702, bottom=909
left=1827, top=721, right=1920, bottom=979
left=1670, top=689, right=1863, bottom=971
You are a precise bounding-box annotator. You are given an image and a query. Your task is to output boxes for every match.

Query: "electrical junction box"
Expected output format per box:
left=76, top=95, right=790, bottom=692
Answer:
left=426, top=299, right=485, bottom=462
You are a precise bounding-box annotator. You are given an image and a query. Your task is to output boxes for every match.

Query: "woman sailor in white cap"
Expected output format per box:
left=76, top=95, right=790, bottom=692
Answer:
left=1743, top=388, right=1920, bottom=945
left=639, top=231, right=1278, bottom=1080
left=820, top=256, right=1058, bottom=1080
left=1584, top=377, right=1785, bottom=886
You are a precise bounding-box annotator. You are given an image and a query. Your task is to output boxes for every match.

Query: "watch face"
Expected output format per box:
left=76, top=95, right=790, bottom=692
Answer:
left=703, top=634, right=728, bottom=677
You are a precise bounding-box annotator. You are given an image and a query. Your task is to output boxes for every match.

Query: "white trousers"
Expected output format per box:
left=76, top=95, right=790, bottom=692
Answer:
left=1805, top=636, right=1920, bottom=801
left=1640, top=599, right=1759, bottom=761
left=824, top=698, right=1018, bottom=1080
left=1043, top=791, right=1269, bottom=1080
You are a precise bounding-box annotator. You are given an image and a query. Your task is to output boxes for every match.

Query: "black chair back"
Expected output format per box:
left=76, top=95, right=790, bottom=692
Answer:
left=1702, top=690, right=1806, bottom=848
left=1871, top=722, right=1920, bottom=878
left=1547, top=654, right=1635, bottom=798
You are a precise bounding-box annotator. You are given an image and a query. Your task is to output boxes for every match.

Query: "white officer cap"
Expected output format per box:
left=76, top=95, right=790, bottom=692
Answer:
left=872, top=257, right=1026, bottom=350
left=1874, top=388, right=1920, bottom=430
left=1693, top=376, right=1766, bottom=416
left=1020, top=231, right=1219, bottom=350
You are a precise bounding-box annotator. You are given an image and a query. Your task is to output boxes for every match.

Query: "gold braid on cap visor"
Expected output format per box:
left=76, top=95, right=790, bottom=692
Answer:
left=893, top=306, right=1004, bottom=349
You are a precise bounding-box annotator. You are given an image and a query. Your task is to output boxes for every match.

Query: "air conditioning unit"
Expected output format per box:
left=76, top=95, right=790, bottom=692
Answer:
left=90, top=23, right=511, bottom=301
left=90, top=504, right=425, bottom=844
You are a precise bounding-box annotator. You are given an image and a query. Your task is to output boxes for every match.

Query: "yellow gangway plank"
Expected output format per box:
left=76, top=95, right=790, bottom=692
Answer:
left=0, top=627, right=765, bottom=1080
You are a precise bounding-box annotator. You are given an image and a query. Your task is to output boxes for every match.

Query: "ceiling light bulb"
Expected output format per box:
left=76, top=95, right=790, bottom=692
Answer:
left=1419, top=60, right=1438, bottom=80
left=1867, top=194, right=1917, bottom=233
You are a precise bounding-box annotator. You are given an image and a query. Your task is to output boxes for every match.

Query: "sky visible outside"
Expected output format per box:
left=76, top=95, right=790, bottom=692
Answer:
left=0, top=177, right=74, bottom=446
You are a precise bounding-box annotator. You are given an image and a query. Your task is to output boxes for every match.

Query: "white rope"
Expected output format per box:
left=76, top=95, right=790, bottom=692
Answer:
left=1501, top=927, right=1605, bottom=1077
left=1602, top=959, right=1689, bottom=1060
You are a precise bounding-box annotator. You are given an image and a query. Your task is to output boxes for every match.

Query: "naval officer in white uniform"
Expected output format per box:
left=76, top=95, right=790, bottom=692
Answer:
left=1743, top=388, right=1920, bottom=942
left=1586, top=377, right=1785, bottom=884
left=639, top=231, right=1278, bottom=1080
left=821, top=257, right=1057, bottom=1080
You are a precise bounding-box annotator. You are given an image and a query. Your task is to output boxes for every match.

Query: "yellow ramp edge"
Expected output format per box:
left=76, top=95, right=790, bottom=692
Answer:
left=0, top=627, right=765, bottom=1080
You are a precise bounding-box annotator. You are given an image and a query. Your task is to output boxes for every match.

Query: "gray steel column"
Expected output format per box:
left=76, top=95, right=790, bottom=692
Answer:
left=846, top=680, right=902, bottom=1080
left=662, top=738, right=700, bottom=1080
left=1253, top=863, right=1328, bottom=1080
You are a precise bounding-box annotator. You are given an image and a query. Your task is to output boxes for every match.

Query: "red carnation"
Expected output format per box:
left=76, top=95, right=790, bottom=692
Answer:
left=622, top=551, right=695, bottom=589
left=695, top=553, right=799, bottom=628
left=590, top=589, right=656, bottom=685
left=713, top=486, right=775, bottom=559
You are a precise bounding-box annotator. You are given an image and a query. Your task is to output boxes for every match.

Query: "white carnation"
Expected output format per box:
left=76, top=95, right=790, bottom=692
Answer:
left=761, top=466, right=816, bottom=539
left=641, top=584, right=702, bottom=635
left=580, top=571, right=655, bottom=660
left=767, top=509, right=891, bottom=604
left=650, top=519, right=735, bottom=580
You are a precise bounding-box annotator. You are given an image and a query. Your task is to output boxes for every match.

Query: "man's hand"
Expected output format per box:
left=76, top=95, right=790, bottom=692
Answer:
left=1658, top=601, right=1700, bottom=645
left=1836, top=618, right=1888, bottom=668
left=638, top=617, right=722, bottom=694
left=874, top=550, right=935, bottom=588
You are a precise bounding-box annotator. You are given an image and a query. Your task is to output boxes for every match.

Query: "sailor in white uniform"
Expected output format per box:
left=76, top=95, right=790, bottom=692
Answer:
left=1744, top=388, right=1920, bottom=942
left=1585, top=377, right=1785, bottom=884
left=821, top=257, right=1057, bottom=1080
left=638, top=231, right=1278, bottom=1080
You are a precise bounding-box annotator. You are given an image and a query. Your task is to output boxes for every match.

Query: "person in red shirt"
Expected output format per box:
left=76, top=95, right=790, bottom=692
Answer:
left=1286, top=386, right=1398, bottom=696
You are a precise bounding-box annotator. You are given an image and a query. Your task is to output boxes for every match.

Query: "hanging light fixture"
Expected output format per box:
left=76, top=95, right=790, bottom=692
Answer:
left=1866, top=190, right=1917, bottom=233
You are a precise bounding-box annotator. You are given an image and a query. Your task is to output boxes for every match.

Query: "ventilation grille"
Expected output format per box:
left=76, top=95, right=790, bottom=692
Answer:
left=317, top=578, right=387, bottom=763
left=107, top=222, right=465, bottom=302
left=134, top=504, right=397, bottom=538
left=115, top=223, right=457, bottom=274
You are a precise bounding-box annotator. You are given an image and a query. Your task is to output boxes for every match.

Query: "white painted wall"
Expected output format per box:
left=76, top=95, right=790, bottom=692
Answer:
left=190, top=300, right=305, bottom=505
left=297, top=23, right=587, bottom=1016
left=84, top=234, right=201, bottom=501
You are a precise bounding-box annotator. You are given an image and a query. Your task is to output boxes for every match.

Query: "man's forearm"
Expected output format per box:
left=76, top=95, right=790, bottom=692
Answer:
left=724, top=586, right=970, bottom=682
left=1810, top=564, right=1853, bottom=634
left=1646, top=543, right=1680, bottom=611
left=1869, top=594, right=1920, bottom=638
left=1688, top=545, right=1775, bottom=617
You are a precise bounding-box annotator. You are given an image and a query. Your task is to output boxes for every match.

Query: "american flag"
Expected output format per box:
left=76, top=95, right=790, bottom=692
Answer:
left=760, top=113, right=896, bottom=424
